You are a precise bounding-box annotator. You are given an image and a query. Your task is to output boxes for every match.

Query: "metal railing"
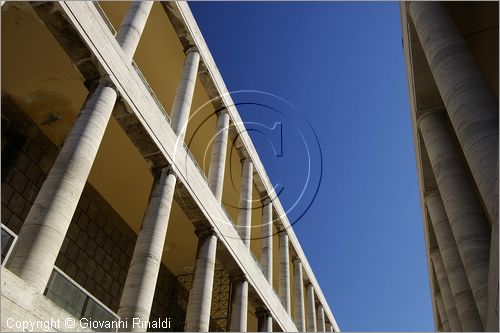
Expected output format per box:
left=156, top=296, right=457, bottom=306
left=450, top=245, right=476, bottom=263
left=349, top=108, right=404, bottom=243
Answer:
left=44, top=266, right=119, bottom=332
left=92, top=2, right=171, bottom=124
left=182, top=142, right=209, bottom=184
left=93, top=2, right=116, bottom=35
left=1, top=224, right=17, bottom=266
left=249, top=250, right=264, bottom=274
left=131, top=61, right=171, bottom=123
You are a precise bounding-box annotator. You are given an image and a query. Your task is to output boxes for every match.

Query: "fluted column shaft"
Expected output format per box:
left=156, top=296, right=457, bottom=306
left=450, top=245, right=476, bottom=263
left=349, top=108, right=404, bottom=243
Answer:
left=435, top=292, right=451, bottom=332
left=115, top=1, right=154, bottom=60
left=408, top=2, right=498, bottom=226
left=230, top=276, right=249, bottom=332
left=237, top=159, right=253, bottom=247
left=426, top=192, right=483, bottom=330
left=208, top=110, right=230, bottom=202
left=261, top=198, right=273, bottom=283
left=5, top=0, right=151, bottom=293
left=185, top=229, right=218, bottom=332
left=306, top=284, right=317, bottom=332
left=419, top=110, right=490, bottom=325
left=118, top=168, right=176, bottom=331
left=170, top=48, right=200, bottom=142
left=317, top=305, right=326, bottom=332
left=256, top=309, right=273, bottom=332
left=431, top=250, right=463, bottom=331
left=279, top=232, right=291, bottom=314
left=293, top=259, right=306, bottom=332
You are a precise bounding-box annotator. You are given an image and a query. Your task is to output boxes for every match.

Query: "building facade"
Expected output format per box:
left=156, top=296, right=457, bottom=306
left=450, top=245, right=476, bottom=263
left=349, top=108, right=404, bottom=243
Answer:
left=1, top=1, right=339, bottom=332
left=401, top=2, right=498, bottom=332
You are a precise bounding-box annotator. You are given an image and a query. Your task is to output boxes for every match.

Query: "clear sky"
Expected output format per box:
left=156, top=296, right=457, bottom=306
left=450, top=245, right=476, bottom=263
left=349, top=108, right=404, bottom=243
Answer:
left=190, top=2, right=434, bottom=331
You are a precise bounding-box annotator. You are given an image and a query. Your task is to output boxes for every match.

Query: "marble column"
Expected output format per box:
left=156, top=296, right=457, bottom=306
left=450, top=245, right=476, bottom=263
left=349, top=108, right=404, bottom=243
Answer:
left=237, top=159, right=253, bottom=247
left=230, top=276, right=249, bottom=332
left=261, top=197, right=273, bottom=283
left=118, top=30, right=198, bottom=329
left=426, top=191, right=483, bottom=330
left=293, top=258, right=306, bottom=332
left=408, top=2, right=499, bottom=226
left=208, top=110, right=230, bottom=202
left=306, top=283, right=317, bottom=332
left=170, top=48, right=200, bottom=143
left=5, top=0, right=152, bottom=293
left=419, top=110, right=490, bottom=325
left=185, top=228, right=218, bottom=332
left=279, top=231, right=291, bottom=314
left=115, top=1, right=154, bottom=60
left=317, top=305, right=326, bottom=332
left=118, top=167, right=176, bottom=330
left=256, top=309, right=273, bottom=332
left=6, top=79, right=117, bottom=292
left=431, top=249, right=463, bottom=331
left=435, top=292, right=451, bottom=332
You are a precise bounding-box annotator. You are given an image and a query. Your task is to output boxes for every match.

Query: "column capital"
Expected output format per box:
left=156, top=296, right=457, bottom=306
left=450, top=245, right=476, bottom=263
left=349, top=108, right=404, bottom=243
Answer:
left=195, top=226, right=217, bottom=240
left=261, top=196, right=272, bottom=205
left=84, top=74, right=114, bottom=91
left=429, top=247, right=440, bottom=258
left=185, top=46, right=199, bottom=55
left=255, top=308, right=271, bottom=317
left=230, top=274, right=248, bottom=283
left=151, top=165, right=176, bottom=179
left=424, top=190, right=440, bottom=204
left=292, top=257, right=301, bottom=264
left=240, top=155, right=252, bottom=164
left=214, top=107, right=228, bottom=115
left=416, top=106, right=446, bottom=130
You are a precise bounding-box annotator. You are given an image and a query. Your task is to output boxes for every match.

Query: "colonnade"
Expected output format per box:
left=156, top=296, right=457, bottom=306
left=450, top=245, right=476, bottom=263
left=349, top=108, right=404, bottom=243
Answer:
left=4, top=1, right=336, bottom=332
left=408, top=1, right=498, bottom=331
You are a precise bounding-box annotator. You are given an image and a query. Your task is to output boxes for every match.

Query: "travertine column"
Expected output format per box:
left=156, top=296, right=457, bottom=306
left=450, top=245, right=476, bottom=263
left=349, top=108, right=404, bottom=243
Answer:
left=118, top=168, right=176, bottom=330
left=408, top=1, right=498, bottom=226
left=419, top=110, right=490, bottom=325
left=306, top=283, right=317, bottom=332
left=256, top=309, right=273, bottom=332
left=230, top=276, right=249, bottom=332
left=208, top=110, right=230, bottom=202
left=317, top=305, right=326, bottom=332
left=431, top=249, right=463, bottom=331
left=293, top=258, right=306, bottom=332
left=261, top=197, right=273, bottom=283
left=6, top=80, right=117, bottom=292
left=426, top=192, right=483, bottom=330
left=237, top=159, right=253, bottom=247
left=5, top=0, right=152, bottom=293
left=279, top=231, right=291, bottom=314
left=435, top=292, right=451, bottom=332
left=115, top=1, right=154, bottom=60
left=185, top=228, right=218, bottom=332
left=170, top=48, right=200, bottom=142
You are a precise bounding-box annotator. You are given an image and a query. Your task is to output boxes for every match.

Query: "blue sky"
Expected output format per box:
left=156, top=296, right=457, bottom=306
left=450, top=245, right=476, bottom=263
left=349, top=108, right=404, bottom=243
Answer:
left=190, top=2, right=433, bottom=331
